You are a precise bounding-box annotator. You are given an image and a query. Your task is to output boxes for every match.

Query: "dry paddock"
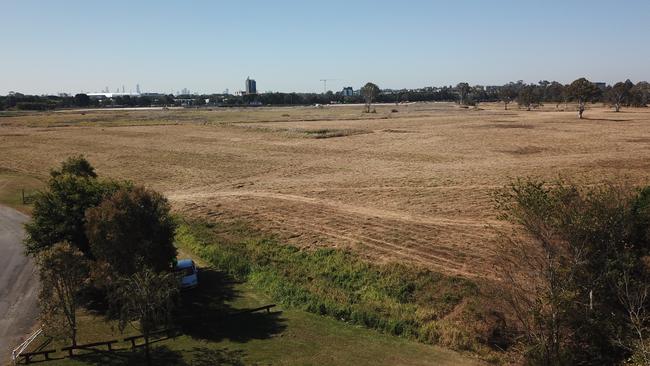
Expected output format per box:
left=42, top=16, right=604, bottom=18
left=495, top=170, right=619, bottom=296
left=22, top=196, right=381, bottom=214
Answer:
left=2, top=102, right=649, bottom=279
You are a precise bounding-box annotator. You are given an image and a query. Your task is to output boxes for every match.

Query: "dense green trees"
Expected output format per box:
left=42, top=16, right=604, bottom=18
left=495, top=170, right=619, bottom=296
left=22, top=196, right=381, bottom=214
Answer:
left=26, top=156, right=180, bottom=353
left=86, top=186, right=177, bottom=276
left=497, top=179, right=650, bottom=365
left=27, top=156, right=177, bottom=276
left=24, top=156, right=123, bottom=256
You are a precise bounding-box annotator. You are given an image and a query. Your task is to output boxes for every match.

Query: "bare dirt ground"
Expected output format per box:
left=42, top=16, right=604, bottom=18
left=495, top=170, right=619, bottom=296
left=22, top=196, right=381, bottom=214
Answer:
left=2, top=102, right=649, bottom=278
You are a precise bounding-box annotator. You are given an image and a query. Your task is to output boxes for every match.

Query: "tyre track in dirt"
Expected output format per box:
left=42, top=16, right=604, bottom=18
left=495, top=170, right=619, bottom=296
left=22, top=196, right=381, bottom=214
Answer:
left=171, top=190, right=501, bottom=278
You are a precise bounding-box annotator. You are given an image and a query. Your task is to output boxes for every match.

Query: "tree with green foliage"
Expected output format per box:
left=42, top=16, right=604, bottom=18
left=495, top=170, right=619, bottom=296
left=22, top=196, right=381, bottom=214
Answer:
left=112, top=268, right=178, bottom=366
left=630, top=81, right=650, bottom=107
left=567, top=78, right=601, bottom=119
left=607, top=80, right=634, bottom=112
left=498, top=83, right=519, bottom=110
left=51, top=154, right=97, bottom=178
left=456, top=82, right=471, bottom=105
left=496, top=179, right=650, bottom=365
left=517, top=84, right=543, bottom=111
left=73, top=93, right=90, bottom=108
left=37, top=242, right=90, bottom=348
left=24, top=156, right=123, bottom=256
left=85, top=185, right=177, bottom=277
left=544, top=81, right=567, bottom=109
left=362, top=82, right=380, bottom=113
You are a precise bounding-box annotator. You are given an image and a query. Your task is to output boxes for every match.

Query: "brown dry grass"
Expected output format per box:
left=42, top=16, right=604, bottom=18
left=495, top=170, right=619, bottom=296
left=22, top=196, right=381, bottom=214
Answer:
left=2, top=102, right=649, bottom=278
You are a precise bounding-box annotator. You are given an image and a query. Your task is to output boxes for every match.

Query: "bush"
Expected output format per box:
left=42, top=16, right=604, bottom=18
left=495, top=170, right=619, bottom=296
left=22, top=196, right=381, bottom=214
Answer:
left=496, top=179, right=650, bottom=365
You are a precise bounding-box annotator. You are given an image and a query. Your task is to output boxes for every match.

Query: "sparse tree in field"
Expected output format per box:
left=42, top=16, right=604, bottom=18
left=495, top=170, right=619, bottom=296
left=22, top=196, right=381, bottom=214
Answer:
left=25, top=156, right=124, bottom=256
left=469, top=85, right=486, bottom=107
left=607, top=80, right=634, bottom=112
left=544, top=81, right=567, bottom=109
left=517, top=84, right=543, bottom=111
left=456, top=82, right=471, bottom=105
left=112, top=268, right=178, bottom=366
left=567, top=77, right=601, bottom=119
left=362, top=82, right=380, bottom=113
left=498, top=83, right=519, bottom=110
left=38, top=242, right=90, bottom=348
left=85, top=185, right=177, bottom=278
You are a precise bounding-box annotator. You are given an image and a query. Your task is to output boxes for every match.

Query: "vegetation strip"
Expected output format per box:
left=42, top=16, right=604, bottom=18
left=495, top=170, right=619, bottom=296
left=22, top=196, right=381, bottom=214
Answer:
left=175, top=219, right=500, bottom=360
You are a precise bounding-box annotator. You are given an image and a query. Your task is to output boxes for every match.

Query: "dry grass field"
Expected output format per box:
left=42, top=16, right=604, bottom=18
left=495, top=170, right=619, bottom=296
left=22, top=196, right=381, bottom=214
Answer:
left=2, top=102, right=649, bottom=279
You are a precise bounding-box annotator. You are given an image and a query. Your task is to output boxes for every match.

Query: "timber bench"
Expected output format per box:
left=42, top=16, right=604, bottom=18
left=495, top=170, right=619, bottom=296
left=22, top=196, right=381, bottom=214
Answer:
left=233, top=304, right=277, bottom=315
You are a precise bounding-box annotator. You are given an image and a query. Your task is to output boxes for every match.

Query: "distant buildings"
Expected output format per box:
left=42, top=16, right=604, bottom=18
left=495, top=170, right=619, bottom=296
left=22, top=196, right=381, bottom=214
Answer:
left=342, top=87, right=353, bottom=97
left=245, top=77, right=257, bottom=94
left=87, top=92, right=140, bottom=98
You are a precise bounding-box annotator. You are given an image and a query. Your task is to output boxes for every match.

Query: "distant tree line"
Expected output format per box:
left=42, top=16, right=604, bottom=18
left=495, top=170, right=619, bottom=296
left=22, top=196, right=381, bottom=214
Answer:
left=2, top=78, right=649, bottom=112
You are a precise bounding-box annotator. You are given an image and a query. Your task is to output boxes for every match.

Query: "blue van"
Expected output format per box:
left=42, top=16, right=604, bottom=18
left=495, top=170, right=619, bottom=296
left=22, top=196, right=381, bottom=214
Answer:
left=176, top=259, right=198, bottom=289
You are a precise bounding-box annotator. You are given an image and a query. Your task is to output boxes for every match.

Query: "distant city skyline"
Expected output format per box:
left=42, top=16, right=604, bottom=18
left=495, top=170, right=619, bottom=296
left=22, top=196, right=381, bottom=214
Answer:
left=1, top=0, right=649, bottom=95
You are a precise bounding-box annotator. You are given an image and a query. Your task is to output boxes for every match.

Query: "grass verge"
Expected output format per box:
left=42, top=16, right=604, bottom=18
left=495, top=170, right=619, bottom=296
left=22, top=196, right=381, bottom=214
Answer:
left=29, top=241, right=484, bottom=366
left=175, top=219, right=503, bottom=362
left=0, top=168, right=43, bottom=213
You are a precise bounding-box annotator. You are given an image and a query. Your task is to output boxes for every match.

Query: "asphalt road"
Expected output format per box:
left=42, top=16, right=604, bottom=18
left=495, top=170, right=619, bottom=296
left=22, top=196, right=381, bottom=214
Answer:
left=0, top=206, right=39, bottom=363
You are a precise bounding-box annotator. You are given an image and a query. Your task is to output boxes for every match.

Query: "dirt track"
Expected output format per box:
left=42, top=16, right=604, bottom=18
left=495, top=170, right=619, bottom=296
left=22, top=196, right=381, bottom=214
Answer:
left=2, top=103, right=650, bottom=278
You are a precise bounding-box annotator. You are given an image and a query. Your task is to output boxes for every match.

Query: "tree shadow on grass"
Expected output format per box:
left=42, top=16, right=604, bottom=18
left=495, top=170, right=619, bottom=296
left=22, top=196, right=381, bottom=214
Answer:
left=188, top=347, right=246, bottom=366
left=176, top=268, right=287, bottom=343
left=27, top=346, right=248, bottom=366
left=62, top=345, right=186, bottom=366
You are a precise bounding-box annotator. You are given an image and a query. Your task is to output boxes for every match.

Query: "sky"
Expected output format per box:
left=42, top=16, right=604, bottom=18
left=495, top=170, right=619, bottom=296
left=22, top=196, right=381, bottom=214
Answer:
left=1, top=0, right=649, bottom=95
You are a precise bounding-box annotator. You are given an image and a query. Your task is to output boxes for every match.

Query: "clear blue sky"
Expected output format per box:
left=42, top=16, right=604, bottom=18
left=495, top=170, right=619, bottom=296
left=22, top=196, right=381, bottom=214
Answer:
left=1, top=0, right=649, bottom=95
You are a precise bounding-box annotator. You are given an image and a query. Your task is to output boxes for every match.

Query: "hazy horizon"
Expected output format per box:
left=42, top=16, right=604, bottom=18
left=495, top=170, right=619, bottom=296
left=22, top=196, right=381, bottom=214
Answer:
left=2, top=0, right=649, bottom=95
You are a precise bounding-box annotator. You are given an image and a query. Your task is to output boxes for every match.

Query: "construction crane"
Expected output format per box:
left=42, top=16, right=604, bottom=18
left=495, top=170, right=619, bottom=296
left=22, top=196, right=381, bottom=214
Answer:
left=319, top=79, right=339, bottom=93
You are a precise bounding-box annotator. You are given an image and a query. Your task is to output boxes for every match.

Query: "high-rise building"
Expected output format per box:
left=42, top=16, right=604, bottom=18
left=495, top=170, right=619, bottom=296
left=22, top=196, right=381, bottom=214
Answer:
left=136, top=84, right=141, bottom=94
left=245, top=77, right=257, bottom=94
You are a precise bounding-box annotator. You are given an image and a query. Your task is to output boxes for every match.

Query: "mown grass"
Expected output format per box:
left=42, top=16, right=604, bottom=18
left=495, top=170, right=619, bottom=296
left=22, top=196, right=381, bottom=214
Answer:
left=39, top=292, right=482, bottom=366
left=175, top=219, right=502, bottom=361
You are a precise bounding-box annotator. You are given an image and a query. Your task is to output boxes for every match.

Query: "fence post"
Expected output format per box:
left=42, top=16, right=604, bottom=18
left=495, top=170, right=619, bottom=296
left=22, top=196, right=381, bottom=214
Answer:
left=22, top=189, right=25, bottom=204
